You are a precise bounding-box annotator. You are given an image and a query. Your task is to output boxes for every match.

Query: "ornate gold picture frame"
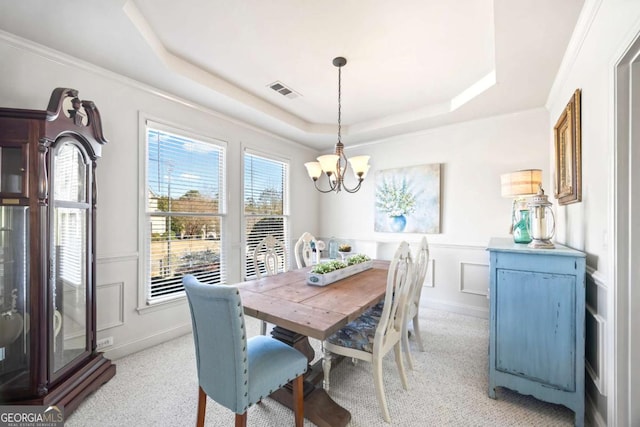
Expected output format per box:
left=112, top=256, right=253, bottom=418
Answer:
left=554, top=89, right=582, bottom=205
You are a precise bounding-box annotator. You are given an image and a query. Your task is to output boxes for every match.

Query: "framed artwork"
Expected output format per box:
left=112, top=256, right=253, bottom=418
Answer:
left=554, top=89, right=582, bottom=205
left=374, top=163, right=441, bottom=233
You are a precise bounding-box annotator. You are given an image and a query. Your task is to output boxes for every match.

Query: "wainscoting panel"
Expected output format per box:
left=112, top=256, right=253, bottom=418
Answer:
left=586, top=304, right=606, bottom=395
left=424, top=259, right=435, bottom=287
left=412, top=242, right=489, bottom=318
left=459, top=262, right=489, bottom=296
left=97, top=281, right=125, bottom=331
left=586, top=268, right=608, bottom=396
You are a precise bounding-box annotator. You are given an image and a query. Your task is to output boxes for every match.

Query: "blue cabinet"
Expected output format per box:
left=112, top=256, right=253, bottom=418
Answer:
left=487, top=238, right=585, bottom=426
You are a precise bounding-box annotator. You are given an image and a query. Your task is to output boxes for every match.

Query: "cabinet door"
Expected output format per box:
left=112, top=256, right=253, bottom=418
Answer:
left=495, top=268, right=576, bottom=391
left=0, top=143, right=28, bottom=197
left=0, top=205, right=30, bottom=399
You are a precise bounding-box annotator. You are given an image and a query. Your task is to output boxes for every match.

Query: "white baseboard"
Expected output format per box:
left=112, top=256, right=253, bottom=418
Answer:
left=586, top=393, right=607, bottom=427
left=102, top=323, right=192, bottom=360
left=422, top=299, right=489, bottom=319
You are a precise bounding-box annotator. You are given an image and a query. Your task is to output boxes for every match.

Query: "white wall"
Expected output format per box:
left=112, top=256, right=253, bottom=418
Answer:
left=546, top=0, right=640, bottom=425
left=6, top=4, right=638, bottom=421
left=318, top=108, right=550, bottom=317
left=0, top=34, right=319, bottom=359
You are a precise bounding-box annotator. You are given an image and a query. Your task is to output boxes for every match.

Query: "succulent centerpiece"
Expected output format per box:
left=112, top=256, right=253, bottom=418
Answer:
left=307, top=254, right=372, bottom=286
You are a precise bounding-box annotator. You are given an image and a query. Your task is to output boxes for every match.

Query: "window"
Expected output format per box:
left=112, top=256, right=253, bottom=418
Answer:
left=243, top=150, right=289, bottom=279
left=145, top=122, right=226, bottom=304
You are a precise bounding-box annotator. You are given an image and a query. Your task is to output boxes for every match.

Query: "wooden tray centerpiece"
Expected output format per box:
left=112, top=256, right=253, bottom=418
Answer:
left=306, top=254, right=373, bottom=286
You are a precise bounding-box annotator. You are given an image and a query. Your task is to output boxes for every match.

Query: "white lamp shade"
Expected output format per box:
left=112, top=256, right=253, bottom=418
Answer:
left=361, top=164, right=371, bottom=179
left=304, top=162, right=322, bottom=179
left=347, top=155, right=370, bottom=177
left=317, top=154, right=340, bottom=175
left=500, top=169, right=542, bottom=197
left=351, top=163, right=370, bottom=180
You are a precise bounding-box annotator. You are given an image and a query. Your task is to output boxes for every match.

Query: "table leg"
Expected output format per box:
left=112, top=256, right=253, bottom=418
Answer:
left=270, top=326, right=351, bottom=427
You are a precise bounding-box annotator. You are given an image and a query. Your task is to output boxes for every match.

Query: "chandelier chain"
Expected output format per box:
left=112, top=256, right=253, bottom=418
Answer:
left=337, top=65, right=341, bottom=144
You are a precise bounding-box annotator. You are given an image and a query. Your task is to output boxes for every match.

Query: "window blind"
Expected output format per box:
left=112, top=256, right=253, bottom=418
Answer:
left=146, top=124, right=226, bottom=303
left=244, top=151, right=289, bottom=279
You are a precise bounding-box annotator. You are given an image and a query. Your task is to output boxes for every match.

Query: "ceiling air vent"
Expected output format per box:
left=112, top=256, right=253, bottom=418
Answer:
left=267, top=81, right=300, bottom=99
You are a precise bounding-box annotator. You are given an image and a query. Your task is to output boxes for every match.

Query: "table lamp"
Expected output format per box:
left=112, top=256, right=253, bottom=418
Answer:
left=500, top=169, right=542, bottom=243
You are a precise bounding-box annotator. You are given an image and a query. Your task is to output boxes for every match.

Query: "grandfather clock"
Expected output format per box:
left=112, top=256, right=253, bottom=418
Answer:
left=0, top=88, right=115, bottom=414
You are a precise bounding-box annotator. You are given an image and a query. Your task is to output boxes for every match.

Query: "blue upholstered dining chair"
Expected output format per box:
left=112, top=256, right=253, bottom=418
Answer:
left=183, top=275, right=308, bottom=427
left=322, top=241, right=414, bottom=423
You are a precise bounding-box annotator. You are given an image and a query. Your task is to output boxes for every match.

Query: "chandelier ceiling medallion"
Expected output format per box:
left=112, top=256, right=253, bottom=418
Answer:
left=304, top=57, right=371, bottom=193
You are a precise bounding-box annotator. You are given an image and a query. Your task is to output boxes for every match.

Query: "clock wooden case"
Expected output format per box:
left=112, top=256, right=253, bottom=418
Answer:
left=0, top=88, right=115, bottom=414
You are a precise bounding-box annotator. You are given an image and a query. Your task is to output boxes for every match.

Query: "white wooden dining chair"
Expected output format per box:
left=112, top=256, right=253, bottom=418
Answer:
left=253, top=234, right=287, bottom=279
left=294, top=232, right=316, bottom=268
left=322, top=241, right=414, bottom=423
left=252, top=234, right=287, bottom=334
left=402, top=236, right=430, bottom=369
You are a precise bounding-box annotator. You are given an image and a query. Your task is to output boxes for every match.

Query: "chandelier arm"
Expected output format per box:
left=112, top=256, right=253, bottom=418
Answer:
left=342, top=178, right=363, bottom=193
left=322, top=171, right=340, bottom=192
left=312, top=178, right=338, bottom=194
left=324, top=170, right=339, bottom=190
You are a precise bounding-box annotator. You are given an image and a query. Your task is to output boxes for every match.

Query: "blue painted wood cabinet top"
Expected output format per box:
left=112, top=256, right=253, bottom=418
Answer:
left=487, top=238, right=586, bottom=426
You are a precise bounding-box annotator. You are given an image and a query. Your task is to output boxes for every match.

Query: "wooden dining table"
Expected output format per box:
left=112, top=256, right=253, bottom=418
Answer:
left=236, top=259, right=390, bottom=427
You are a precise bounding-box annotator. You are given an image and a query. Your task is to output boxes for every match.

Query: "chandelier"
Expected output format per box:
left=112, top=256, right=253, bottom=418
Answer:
left=304, top=57, right=371, bottom=193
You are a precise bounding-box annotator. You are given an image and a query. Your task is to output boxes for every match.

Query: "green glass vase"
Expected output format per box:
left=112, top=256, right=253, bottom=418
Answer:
left=513, top=209, right=532, bottom=244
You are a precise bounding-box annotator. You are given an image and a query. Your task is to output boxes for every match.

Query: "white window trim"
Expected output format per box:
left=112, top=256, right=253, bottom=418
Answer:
left=137, top=113, right=228, bottom=313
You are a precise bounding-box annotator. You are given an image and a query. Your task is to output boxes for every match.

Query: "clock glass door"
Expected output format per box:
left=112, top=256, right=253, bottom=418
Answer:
left=50, top=139, right=90, bottom=375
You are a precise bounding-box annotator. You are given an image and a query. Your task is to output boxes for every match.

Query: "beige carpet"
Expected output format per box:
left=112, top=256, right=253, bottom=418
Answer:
left=66, top=309, right=576, bottom=426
